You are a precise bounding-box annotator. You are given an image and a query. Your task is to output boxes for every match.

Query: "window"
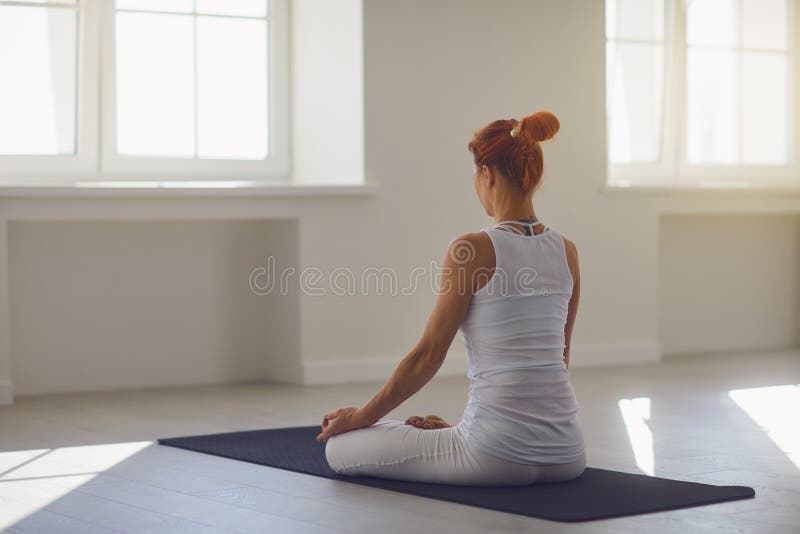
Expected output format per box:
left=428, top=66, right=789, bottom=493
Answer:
left=606, top=0, right=799, bottom=188
left=0, top=0, right=289, bottom=182
left=0, top=0, right=96, bottom=176
left=0, top=1, right=78, bottom=156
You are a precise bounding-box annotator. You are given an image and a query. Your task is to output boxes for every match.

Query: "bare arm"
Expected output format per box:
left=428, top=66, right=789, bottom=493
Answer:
left=358, top=234, right=484, bottom=425
left=563, top=238, right=580, bottom=368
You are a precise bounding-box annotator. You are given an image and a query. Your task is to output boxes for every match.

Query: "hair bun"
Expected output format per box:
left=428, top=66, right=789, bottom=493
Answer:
left=517, top=111, right=560, bottom=143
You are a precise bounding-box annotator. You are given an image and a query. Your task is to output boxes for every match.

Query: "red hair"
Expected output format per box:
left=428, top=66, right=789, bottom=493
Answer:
left=467, top=110, right=560, bottom=193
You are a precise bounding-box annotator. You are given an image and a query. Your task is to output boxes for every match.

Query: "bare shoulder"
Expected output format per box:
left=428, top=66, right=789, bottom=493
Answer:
left=560, top=234, right=580, bottom=280
left=560, top=235, right=578, bottom=259
left=447, top=231, right=494, bottom=270
left=447, top=231, right=495, bottom=293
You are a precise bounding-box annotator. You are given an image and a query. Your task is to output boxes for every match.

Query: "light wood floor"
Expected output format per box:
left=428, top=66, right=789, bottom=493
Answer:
left=1, top=348, right=799, bottom=533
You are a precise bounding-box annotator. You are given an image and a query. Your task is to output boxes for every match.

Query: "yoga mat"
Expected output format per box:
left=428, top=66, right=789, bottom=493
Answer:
left=158, top=425, right=755, bottom=523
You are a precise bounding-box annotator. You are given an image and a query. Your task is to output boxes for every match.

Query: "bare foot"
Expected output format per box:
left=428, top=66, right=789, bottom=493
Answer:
left=405, top=414, right=452, bottom=429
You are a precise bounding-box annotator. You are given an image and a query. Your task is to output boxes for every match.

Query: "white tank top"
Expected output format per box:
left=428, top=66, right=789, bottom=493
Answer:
left=455, top=220, right=585, bottom=466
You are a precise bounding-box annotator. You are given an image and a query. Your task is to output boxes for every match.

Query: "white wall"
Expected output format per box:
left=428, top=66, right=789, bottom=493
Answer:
left=299, top=0, right=799, bottom=373
left=291, top=0, right=364, bottom=184
left=0, top=222, right=9, bottom=403
left=0, top=0, right=798, bottom=400
left=8, top=219, right=299, bottom=396
left=659, top=215, right=800, bottom=355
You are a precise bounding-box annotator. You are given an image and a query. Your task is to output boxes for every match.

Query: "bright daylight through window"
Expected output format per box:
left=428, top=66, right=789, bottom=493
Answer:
left=0, top=1, right=79, bottom=156
left=114, top=0, right=268, bottom=160
left=605, top=0, right=797, bottom=189
left=0, top=0, right=288, bottom=182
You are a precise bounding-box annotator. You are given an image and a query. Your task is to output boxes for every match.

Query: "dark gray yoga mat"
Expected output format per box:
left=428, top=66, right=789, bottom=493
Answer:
left=158, top=425, right=755, bottom=523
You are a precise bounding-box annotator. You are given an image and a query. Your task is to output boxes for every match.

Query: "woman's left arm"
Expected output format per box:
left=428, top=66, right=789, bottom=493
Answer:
left=316, top=234, right=484, bottom=441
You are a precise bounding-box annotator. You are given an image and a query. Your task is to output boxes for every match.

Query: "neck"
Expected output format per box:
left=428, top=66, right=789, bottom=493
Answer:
left=493, top=209, right=537, bottom=223
left=490, top=188, right=537, bottom=223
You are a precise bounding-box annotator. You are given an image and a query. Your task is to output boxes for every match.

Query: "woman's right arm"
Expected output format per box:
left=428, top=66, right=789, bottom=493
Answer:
left=563, top=238, right=580, bottom=369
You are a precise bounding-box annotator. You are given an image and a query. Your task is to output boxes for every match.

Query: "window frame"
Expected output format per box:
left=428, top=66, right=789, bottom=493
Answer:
left=607, top=0, right=800, bottom=189
left=0, top=0, right=99, bottom=178
left=0, top=0, right=290, bottom=183
left=100, top=0, right=290, bottom=181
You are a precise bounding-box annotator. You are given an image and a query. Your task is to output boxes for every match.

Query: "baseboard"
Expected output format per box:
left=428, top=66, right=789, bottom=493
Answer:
left=301, top=340, right=661, bottom=385
left=0, top=342, right=661, bottom=397
left=0, top=379, right=13, bottom=406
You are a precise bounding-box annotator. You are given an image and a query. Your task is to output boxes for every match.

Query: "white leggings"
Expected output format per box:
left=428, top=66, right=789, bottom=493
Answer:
left=324, top=419, right=586, bottom=487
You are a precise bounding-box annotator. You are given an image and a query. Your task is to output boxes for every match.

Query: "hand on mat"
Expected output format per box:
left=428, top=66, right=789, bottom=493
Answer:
left=405, top=415, right=452, bottom=429
left=316, top=406, right=370, bottom=442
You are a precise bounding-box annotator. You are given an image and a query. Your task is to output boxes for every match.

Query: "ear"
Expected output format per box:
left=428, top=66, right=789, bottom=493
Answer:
left=482, top=164, right=495, bottom=187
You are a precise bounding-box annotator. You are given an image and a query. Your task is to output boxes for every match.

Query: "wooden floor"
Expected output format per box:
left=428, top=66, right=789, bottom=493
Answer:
left=1, top=348, right=798, bottom=533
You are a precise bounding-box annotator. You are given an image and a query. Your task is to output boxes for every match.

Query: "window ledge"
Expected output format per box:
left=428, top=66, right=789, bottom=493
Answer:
left=600, top=181, right=800, bottom=196
left=0, top=180, right=380, bottom=197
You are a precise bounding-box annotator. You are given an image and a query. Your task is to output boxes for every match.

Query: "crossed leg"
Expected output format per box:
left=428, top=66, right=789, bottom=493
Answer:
left=324, top=419, right=584, bottom=486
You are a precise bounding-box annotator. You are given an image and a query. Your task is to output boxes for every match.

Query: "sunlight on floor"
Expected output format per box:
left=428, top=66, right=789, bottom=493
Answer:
left=0, top=441, right=152, bottom=530
left=618, top=397, right=654, bottom=476
left=0, top=448, right=50, bottom=476
left=728, top=384, right=800, bottom=470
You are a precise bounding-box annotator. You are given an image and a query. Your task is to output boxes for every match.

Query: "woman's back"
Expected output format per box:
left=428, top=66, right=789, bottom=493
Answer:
left=455, top=223, right=585, bottom=466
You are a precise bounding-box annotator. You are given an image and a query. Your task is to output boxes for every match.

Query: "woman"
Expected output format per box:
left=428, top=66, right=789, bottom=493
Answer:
left=317, top=110, right=585, bottom=486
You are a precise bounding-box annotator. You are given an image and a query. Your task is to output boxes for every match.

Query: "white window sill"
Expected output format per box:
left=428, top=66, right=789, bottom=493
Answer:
left=600, top=181, right=800, bottom=196
left=0, top=180, right=380, bottom=197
